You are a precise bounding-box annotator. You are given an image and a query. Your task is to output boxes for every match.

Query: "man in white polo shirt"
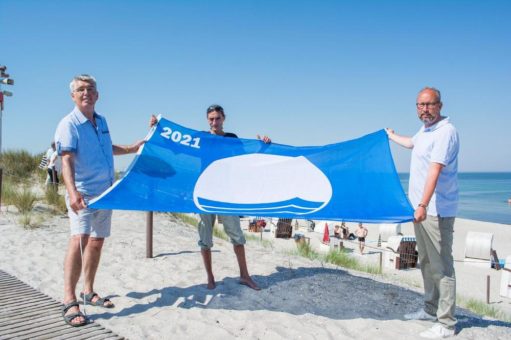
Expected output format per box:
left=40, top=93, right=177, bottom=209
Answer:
left=387, top=87, right=459, bottom=339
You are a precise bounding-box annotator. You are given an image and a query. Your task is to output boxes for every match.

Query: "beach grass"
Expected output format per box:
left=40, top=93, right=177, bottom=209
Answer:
left=289, top=246, right=383, bottom=275
left=0, top=150, right=41, bottom=182
left=324, top=249, right=359, bottom=268
left=171, top=213, right=199, bottom=228
left=12, top=186, right=38, bottom=214
left=244, top=232, right=274, bottom=249
left=18, top=213, right=36, bottom=228
left=1, top=178, right=17, bottom=205
left=170, top=213, right=229, bottom=240
left=324, top=249, right=381, bottom=274
left=457, top=295, right=511, bottom=322
left=44, top=187, right=67, bottom=213
left=295, top=241, right=321, bottom=260
left=212, top=225, right=229, bottom=241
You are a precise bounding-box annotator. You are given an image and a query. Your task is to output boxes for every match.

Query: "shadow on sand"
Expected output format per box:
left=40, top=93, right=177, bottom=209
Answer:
left=92, top=265, right=510, bottom=332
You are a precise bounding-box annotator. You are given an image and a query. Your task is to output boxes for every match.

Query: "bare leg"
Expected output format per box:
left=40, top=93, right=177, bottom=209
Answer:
left=201, top=248, right=216, bottom=289
left=82, top=237, right=113, bottom=307
left=233, top=245, right=260, bottom=290
left=63, top=234, right=88, bottom=325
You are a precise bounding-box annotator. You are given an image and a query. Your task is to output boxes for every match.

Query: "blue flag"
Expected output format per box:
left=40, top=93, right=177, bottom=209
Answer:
left=89, top=116, right=413, bottom=223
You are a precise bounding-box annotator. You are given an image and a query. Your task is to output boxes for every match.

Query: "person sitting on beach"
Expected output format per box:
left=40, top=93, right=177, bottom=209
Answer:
left=340, top=222, right=349, bottom=240
left=150, top=104, right=270, bottom=291
left=56, top=74, right=144, bottom=327
left=333, top=225, right=341, bottom=238
left=387, top=87, right=459, bottom=338
left=355, top=223, right=368, bottom=254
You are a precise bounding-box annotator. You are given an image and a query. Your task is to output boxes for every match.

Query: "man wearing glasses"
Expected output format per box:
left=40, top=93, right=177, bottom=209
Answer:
left=387, top=87, right=459, bottom=338
left=55, top=75, right=144, bottom=327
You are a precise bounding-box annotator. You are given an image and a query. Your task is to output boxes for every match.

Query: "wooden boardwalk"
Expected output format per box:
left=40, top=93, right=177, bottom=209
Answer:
left=0, top=270, right=124, bottom=339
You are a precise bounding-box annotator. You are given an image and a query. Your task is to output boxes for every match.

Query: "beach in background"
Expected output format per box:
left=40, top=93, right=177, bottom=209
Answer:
left=400, top=172, right=511, bottom=225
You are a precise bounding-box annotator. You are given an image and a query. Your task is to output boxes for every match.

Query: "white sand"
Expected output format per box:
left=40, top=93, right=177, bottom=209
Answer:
left=1, top=209, right=510, bottom=339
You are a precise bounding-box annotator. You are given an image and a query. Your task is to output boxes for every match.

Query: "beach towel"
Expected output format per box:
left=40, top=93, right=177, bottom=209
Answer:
left=89, top=116, right=414, bottom=223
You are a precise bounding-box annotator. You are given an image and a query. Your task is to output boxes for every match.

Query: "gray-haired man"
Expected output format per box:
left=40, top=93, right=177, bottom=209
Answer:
left=55, top=74, right=144, bottom=327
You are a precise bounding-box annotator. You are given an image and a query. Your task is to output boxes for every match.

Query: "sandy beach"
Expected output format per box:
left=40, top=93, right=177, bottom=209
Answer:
left=0, top=208, right=510, bottom=339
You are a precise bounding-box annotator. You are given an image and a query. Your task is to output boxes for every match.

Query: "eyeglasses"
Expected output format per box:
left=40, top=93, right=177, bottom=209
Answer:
left=416, top=102, right=439, bottom=109
left=74, top=86, right=97, bottom=94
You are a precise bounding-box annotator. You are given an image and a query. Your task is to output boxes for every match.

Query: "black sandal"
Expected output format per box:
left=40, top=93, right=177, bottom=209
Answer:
left=81, top=292, right=114, bottom=308
left=62, top=301, right=87, bottom=327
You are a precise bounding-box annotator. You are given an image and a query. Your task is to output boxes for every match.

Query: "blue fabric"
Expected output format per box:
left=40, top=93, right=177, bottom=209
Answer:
left=89, top=117, right=414, bottom=223
left=55, top=108, right=114, bottom=196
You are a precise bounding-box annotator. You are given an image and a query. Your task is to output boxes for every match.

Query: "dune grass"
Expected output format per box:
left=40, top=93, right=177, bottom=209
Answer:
left=295, top=241, right=321, bottom=260
left=457, top=295, right=511, bottom=322
left=0, top=150, right=41, bottom=182
left=212, top=225, right=229, bottom=241
left=324, top=249, right=381, bottom=274
left=324, top=249, right=360, bottom=268
left=44, top=187, right=67, bottom=213
left=170, top=213, right=230, bottom=241
left=18, top=213, right=33, bottom=227
left=1, top=178, right=17, bottom=205
left=289, top=244, right=382, bottom=275
left=171, top=213, right=199, bottom=228
left=12, top=186, right=38, bottom=214
left=244, top=232, right=274, bottom=249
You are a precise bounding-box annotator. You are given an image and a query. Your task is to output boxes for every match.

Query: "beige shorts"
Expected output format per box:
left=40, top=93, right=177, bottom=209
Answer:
left=198, top=214, right=246, bottom=249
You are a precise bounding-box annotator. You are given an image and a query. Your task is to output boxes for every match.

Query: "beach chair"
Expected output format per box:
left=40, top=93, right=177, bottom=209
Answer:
left=275, top=218, right=293, bottom=238
left=464, top=231, right=493, bottom=267
left=384, top=235, right=418, bottom=270
left=249, top=217, right=266, bottom=232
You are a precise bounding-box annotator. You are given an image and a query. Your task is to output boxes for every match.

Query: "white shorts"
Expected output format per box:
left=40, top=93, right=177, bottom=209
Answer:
left=66, top=194, right=112, bottom=238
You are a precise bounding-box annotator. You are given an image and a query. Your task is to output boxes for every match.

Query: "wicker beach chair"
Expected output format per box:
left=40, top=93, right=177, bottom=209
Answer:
left=275, top=218, right=293, bottom=238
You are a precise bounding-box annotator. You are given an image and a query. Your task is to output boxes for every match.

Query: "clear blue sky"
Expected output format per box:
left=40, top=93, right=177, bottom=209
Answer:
left=1, top=0, right=509, bottom=172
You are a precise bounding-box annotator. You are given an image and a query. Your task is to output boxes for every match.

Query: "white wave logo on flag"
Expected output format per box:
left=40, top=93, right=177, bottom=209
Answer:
left=193, top=154, right=332, bottom=214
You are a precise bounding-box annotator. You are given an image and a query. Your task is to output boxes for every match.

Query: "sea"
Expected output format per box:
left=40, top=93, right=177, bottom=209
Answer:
left=399, top=172, right=511, bottom=225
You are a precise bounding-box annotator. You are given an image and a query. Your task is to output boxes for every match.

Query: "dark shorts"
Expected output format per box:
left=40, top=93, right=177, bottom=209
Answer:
left=358, top=237, right=365, bottom=242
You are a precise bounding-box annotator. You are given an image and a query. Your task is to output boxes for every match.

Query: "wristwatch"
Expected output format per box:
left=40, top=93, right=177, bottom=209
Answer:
left=418, top=203, right=428, bottom=209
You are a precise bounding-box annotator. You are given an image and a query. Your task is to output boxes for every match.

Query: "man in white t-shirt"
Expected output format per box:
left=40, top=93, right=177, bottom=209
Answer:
left=387, top=87, right=459, bottom=339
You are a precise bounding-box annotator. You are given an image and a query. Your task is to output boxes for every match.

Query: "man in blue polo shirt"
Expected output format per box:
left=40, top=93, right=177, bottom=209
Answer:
left=387, top=87, right=459, bottom=339
left=55, top=74, right=144, bottom=327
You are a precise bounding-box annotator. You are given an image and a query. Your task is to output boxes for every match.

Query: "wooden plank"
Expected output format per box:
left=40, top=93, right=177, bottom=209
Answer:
left=0, top=305, right=61, bottom=324
left=0, top=295, right=53, bottom=307
left=0, top=270, right=123, bottom=340
left=30, top=323, right=99, bottom=340
left=0, top=299, right=58, bottom=314
left=0, top=312, right=61, bottom=328
left=0, top=317, right=63, bottom=336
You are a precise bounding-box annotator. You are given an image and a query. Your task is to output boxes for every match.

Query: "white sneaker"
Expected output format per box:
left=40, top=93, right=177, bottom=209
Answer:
left=404, top=309, right=437, bottom=321
left=420, top=324, right=455, bottom=338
